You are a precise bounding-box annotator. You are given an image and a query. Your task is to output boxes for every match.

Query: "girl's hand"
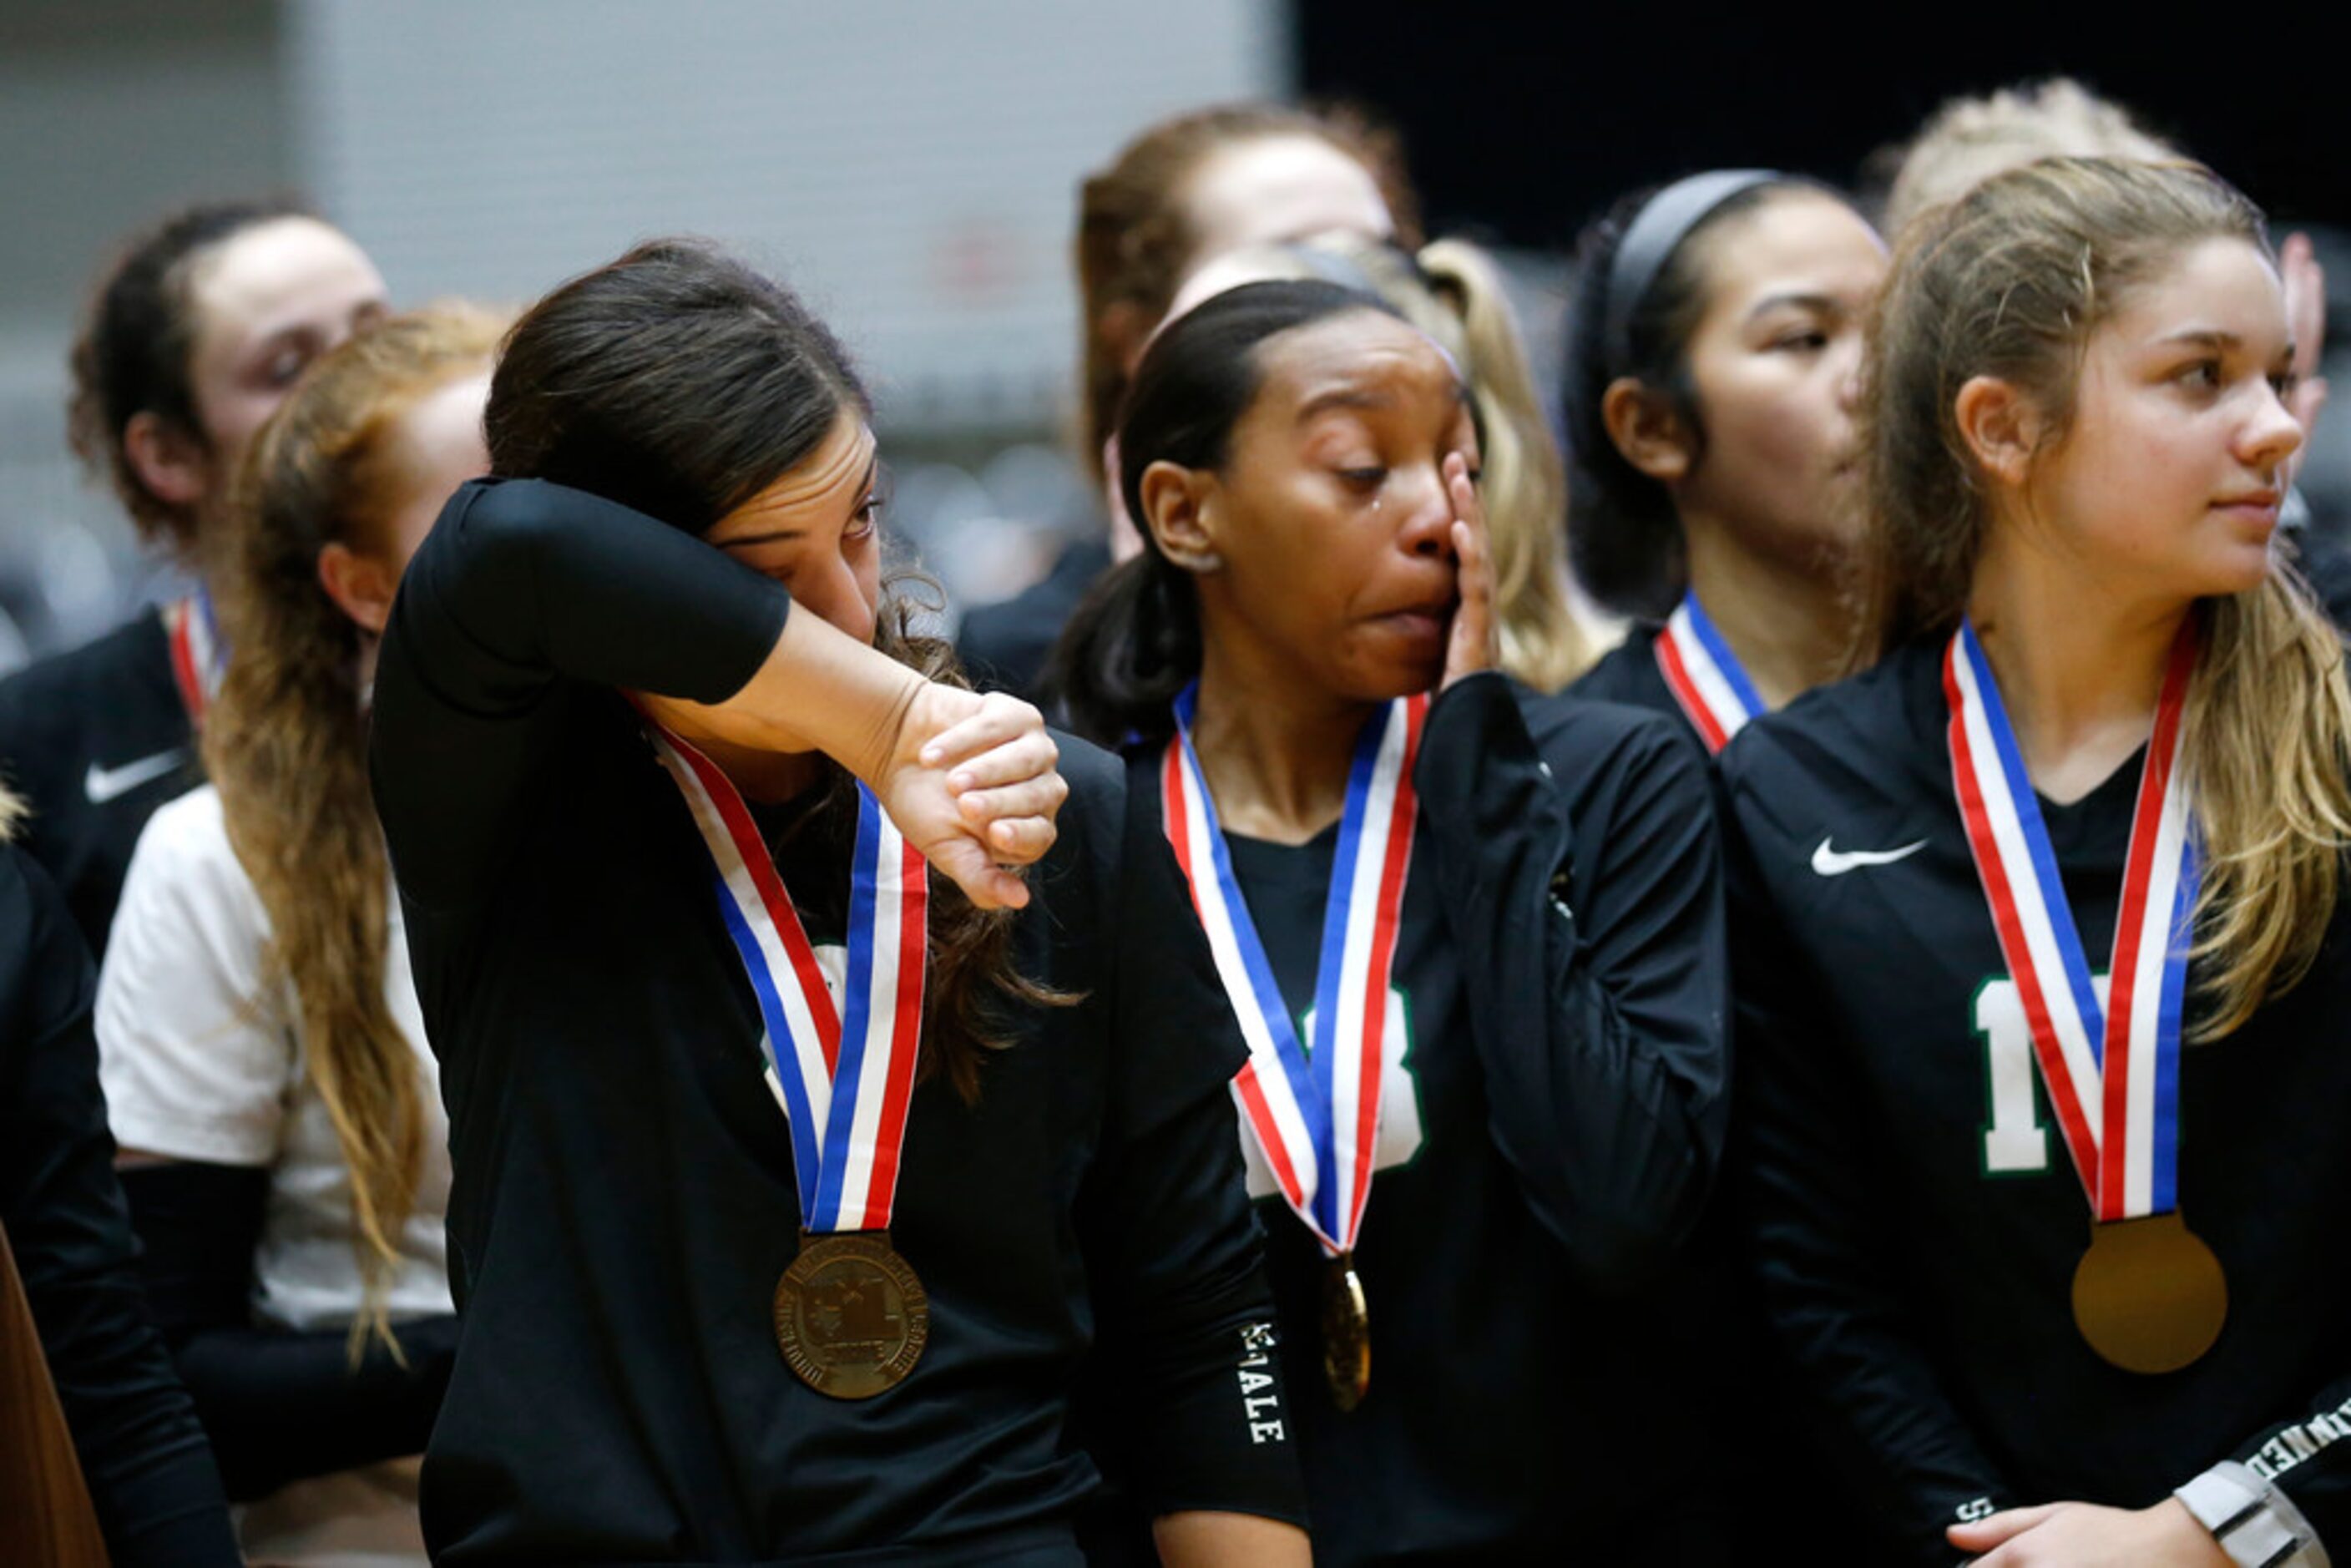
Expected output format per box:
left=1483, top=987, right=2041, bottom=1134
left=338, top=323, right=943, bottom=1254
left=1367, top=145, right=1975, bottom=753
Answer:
left=1948, top=1499, right=2230, bottom=1566
left=1440, top=452, right=1496, bottom=691
left=871, top=685, right=1064, bottom=910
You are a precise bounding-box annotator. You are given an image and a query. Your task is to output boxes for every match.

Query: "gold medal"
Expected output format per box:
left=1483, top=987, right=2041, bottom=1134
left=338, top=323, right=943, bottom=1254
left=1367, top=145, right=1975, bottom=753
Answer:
left=773, top=1232, right=928, bottom=1399
left=1321, top=1254, right=1371, bottom=1412
left=2070, top=1212, right=2227, bottom=1374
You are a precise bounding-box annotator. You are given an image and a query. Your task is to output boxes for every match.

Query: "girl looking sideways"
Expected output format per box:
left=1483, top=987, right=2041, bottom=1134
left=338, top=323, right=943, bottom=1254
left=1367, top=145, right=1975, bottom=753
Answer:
left=1564, top=172, right=1886, bottom=752
left=1725, top=159, right=2351, bottom=1565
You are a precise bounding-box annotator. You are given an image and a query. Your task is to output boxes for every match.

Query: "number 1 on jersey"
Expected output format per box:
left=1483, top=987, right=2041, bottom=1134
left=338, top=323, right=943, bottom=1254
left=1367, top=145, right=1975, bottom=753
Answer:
left=1970, top=974, right=2108, bottom=1176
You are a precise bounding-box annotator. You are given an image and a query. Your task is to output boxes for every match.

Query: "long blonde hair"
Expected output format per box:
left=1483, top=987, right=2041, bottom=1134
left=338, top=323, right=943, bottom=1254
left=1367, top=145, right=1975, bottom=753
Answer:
left=1862, top=156, right=2351, bottom=1038
left=205, top=304, right=505, bottom=1353
left=1174, top=234, right=1590, bottom=690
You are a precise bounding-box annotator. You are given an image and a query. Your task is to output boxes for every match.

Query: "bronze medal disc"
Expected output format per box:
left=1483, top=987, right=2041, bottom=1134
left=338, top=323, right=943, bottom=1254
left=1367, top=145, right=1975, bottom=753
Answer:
left=2070, top=1212, right=2227, bottom=1375
left=773, top=1232, right=928, bottom=1399
left=1321, top=1256, right=1371, bottom=1413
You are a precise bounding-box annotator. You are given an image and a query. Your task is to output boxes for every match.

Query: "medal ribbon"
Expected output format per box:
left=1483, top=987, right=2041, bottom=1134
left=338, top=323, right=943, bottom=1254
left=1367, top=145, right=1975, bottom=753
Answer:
left=165, top=589, right=225, bottom=724
left=1654, top=592, right=1766, bottom=755
left=1160, top=683, right=1423, bottom=1256
left=645, top=722, right=928, bottom=1234
left=1944, top=619, right=2198, bottom=1222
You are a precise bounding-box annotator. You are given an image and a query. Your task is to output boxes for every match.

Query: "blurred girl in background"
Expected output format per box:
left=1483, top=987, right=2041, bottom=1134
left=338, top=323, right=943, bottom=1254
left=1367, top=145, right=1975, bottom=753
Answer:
left=0, top=200, right=389, bottom=954
left=97, top=304, right=503, bottom=1565
left=1562, top=173, right=1886, bottom=752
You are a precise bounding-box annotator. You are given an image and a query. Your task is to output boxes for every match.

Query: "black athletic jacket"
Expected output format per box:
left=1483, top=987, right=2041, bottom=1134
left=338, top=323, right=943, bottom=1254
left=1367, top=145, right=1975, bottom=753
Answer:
left=1125, top=679, right=1734, bottom=1564
left=371, top=478, right=1303, bottom=1565
left=1722, top=637, right=2351, bottom=1565
left=1569, top=623, right=1703, bottom=751
left=0, top=615, right=198, bottom=956
left=1, top=845, right=237, bottom=1565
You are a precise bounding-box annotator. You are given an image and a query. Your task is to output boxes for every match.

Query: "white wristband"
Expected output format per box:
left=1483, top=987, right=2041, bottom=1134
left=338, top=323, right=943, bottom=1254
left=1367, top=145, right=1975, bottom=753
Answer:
left=2177, top=1460, right=2329, bottom=1568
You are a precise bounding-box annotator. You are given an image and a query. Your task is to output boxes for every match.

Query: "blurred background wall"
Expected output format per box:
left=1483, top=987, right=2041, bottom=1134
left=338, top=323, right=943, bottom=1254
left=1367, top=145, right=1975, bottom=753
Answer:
left=2, top=0, right=2342, bottom=668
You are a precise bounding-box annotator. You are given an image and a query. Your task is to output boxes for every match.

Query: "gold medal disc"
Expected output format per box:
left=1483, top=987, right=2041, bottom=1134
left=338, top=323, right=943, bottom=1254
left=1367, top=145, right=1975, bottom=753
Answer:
left=1321, top=1255, right=1371, bottom=1412
left=773, top=1232, right=928, bottom=1399
left=2070, top=1212, right=2227, bottom=1375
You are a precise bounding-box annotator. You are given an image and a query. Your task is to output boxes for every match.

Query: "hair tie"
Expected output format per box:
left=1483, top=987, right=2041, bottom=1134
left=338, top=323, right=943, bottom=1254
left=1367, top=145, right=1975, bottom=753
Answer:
left=1601, top=169, right=1783, bottom=375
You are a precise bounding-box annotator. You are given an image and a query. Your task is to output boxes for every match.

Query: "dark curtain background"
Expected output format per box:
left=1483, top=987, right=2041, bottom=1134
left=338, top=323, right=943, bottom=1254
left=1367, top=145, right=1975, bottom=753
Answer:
left=1295, top=9, right=2342, bottom=247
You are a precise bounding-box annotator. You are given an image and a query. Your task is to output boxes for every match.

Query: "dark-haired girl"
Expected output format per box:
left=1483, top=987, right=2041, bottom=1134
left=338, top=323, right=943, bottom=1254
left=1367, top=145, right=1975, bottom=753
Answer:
left=0, top=200, right=388, bottom=955
left=1053, top=280, right=1731, bottom=1561
left=99, top=305, right=503, bottom=1563
left=369, top=240, right=1307, bottom=1564
left=1727, top=158, right=2351, bottom=1565
left=1564, top=172, right=1885, bottom=753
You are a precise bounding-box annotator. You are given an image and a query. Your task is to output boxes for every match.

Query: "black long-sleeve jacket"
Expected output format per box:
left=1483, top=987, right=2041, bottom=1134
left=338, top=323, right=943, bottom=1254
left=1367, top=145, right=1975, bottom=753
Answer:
left=1723, top=640, right=2351, bottom=1565
left=369, top=477, right=1304, bottom=1564
left=1125, top=678, right=1734, bottom=1563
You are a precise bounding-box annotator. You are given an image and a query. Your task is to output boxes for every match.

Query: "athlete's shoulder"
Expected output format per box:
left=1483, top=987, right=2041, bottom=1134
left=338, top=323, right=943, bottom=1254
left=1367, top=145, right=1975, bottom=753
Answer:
left=1049, top=726, right=1125, bottom=822
left=1718, top=640, right=1941, bottom=798
left=0, top=612, right=170, bottom=725
left=127, top=781, right=232, bottom=872
left=1518, top=680, right=1708, bottom=803
left=115, top=783, right=263, bottom=930
left=1714, top=643, right=1958, bottom=903
left=1565, top=623, right=1663, bottom=705
left=1023, top=726, right=1128, bottom=897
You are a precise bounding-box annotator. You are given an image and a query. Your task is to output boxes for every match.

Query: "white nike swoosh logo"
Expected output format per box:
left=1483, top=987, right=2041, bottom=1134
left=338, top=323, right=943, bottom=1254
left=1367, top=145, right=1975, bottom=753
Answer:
left=1811, top=837, right=1928, bottom=876
left=84, top=749, right=188, bottom=805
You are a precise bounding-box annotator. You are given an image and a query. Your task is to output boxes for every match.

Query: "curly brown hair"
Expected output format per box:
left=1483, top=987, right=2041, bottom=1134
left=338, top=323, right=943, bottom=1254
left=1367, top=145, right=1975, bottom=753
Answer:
left=67, top=197, right=316, bottom=554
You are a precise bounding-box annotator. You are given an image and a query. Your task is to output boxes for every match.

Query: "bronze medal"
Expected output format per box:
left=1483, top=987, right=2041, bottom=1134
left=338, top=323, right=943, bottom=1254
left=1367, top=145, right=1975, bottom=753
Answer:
left=1321, top=1254, right=1371, bottom=1412
left=773, top=1232, right=928, bottom=1399
left=2070, top=1212, right=2227, bottom=1374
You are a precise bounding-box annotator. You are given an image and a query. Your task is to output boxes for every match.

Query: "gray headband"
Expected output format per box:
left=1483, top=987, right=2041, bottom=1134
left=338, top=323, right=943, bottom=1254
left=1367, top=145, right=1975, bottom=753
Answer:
left=1601, top=169, right=1783, bottom=374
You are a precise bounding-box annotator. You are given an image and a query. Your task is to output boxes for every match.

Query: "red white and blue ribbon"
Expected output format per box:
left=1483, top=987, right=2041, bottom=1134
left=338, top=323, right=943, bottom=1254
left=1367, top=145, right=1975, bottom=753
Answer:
left=1160, top=683, right=1423, bottom=1256
left=1654, top=592, right=1766, bottom=755
left=164, top=589, right=225, bottom=724
left=1945, top=619, right=2198, bottom=1221
left=645, top=722, right=929, bottom=1234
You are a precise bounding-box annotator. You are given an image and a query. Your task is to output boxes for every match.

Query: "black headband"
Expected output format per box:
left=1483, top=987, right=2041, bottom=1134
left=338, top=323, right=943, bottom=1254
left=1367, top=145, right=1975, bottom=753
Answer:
left=1601, top=169, right=1783, bottom=374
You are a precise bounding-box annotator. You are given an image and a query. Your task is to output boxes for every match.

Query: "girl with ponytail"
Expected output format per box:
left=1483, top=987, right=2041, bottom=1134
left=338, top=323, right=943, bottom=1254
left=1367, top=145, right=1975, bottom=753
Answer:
left=1724, top=158, right=2351, bottom=1564
left=94, top=304, right=503, bottom=1564
left=365, top=240, right=1305, bottom=1564
left=1056, top=280, right=1731, bottom=1561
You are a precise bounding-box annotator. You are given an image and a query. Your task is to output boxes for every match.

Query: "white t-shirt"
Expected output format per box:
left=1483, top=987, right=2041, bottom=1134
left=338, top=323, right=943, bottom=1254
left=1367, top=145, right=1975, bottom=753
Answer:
left=96, top=783, right=451, bottom=1565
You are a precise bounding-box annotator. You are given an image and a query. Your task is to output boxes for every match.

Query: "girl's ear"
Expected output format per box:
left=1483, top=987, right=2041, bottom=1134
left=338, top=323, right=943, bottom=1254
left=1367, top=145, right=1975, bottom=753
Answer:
left=1953, top=374, right=2043, bottom=488
left=1600, top=377, right=1696, bottom=484
left=317, top=541, right=397, bottom=635
left=122, top=410, right=211, bottom=508
left=1138, top=460, right=1224, bottom=574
